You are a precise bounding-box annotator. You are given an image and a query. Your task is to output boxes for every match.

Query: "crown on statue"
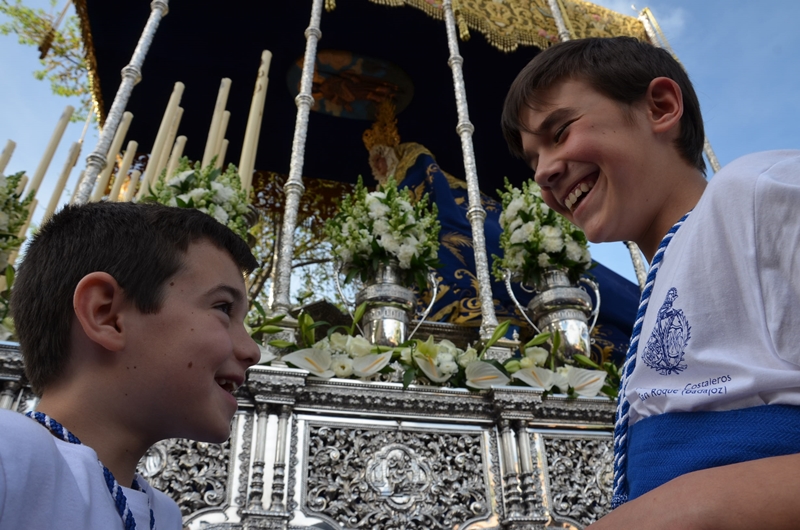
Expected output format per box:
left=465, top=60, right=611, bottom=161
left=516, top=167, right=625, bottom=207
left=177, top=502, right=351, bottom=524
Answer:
left=362, top=100, right=401, bottom=151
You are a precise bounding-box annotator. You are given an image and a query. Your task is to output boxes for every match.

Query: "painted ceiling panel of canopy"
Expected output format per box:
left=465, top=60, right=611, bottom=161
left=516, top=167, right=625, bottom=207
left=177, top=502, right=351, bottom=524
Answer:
left=75, top=0, right=646, bottom=193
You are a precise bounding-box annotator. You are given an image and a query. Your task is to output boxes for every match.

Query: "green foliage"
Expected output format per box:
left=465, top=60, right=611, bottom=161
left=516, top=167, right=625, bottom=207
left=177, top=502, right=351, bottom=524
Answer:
left=493, top=178, right=592, bottom=285
left=0, top=0, right=92, bottom=121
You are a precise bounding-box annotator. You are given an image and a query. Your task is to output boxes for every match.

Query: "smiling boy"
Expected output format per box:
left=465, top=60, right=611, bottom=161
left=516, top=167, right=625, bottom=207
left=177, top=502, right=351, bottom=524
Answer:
left=0, top=202, right=260, bottom=528
left=503, top=37, right=800, bottom=529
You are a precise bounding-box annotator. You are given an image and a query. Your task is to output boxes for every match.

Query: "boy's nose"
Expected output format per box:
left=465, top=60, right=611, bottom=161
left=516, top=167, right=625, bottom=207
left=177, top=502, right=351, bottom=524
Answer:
left=534, top=155, right=566, bottom=187
left=235, top=328, right=261, bottom=368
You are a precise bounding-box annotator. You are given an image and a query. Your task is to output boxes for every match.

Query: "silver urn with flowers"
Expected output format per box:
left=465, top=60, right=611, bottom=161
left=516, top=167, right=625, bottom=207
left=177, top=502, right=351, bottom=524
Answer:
left=495, top=179, right=599, bottom=361
left=327, top=177, right=441, bottom=347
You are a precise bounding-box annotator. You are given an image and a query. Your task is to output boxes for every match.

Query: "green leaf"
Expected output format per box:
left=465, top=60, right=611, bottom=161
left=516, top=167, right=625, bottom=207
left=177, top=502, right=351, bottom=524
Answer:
left=403, top=368, right=417, bottom=389
left=267, top=340, right=295, bottom=348
left=525, top=332, right=552, bottom=348
left=252, top=300, right=266, bottom=318
left=256, top=325, right=285, bottom=335
left=5, top=265, right=14, bottom=291
left=353, top=301, right=367, bottom=325
left=573, top=353, right=600, bottom=369
left=479, top=320, right=510, bottom=358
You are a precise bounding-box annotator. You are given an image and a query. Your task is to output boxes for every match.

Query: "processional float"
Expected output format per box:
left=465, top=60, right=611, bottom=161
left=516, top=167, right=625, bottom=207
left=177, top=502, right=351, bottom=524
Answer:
left=1, top=1, right=722, bottom=528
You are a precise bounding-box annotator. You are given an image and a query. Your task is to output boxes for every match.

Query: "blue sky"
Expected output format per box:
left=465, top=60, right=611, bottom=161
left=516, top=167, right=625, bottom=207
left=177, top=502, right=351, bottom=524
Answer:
left=1, top=0, right=799, bottom=285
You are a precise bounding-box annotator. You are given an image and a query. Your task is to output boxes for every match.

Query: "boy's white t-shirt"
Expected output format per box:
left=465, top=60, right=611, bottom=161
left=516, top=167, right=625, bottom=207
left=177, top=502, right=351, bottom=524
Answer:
left=625, top=150, right=800, bottom=426
left=0, top=408, right=183, bottom=529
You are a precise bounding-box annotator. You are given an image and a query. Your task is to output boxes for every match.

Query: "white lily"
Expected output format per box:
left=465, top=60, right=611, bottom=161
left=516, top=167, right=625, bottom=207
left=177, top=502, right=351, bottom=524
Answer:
left=257, top=343, right=277, bottom=365
left=465, top=361, right=510, bottom=389
left=512, top=366, right=556, bottom=391
left=282, top=348, right=335, bottom=378
left=353, top=350, right=393, bottom=378
left=567, top=367, right=608, bottom=397
left=413, top=353, right=452, bottom=383
left=524, top=346, right=549, bottom=366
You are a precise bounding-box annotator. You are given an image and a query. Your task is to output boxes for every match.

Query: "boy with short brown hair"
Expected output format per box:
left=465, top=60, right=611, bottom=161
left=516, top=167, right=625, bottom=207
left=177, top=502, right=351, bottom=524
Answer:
left=503, top=37, right=800, bottom=529
left=0, top=202, right=260, bottom=528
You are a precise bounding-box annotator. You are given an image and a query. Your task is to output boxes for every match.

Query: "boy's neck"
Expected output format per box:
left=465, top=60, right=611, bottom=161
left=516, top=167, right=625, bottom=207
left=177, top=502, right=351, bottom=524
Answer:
left=36, top=391, right=150, bottom=488
left=637, top=167, right=708, bottom=263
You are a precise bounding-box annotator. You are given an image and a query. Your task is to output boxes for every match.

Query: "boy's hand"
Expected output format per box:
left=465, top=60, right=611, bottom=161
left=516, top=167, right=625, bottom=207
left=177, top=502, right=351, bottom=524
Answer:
left=588, top=453, right=800, bottom=530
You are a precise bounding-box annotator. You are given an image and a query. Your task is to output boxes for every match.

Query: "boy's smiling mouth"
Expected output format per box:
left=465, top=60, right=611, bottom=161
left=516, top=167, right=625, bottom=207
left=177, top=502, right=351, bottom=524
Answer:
left=215, top=377, right=241, bottom=394
left=563, top=173, right=598, bottom=212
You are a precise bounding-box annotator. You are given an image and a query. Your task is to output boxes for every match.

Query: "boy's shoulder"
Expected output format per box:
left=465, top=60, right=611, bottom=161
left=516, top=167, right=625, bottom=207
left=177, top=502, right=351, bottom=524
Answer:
left=0, top=409, right=182, bottom=528
left=713, top=150, right=800, bottom=185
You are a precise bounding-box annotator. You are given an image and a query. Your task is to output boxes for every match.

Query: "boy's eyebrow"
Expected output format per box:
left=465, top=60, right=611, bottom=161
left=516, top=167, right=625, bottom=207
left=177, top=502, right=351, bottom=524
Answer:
left=528, top=107, right=578, bottom=136
left=205, top=284, right=245, bottom=303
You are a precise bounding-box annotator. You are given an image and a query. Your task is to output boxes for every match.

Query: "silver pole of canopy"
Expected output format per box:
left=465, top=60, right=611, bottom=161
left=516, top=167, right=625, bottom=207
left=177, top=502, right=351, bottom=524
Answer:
left=74, top=0, right=169, bottom=204
left=270, top=0, right=324, bottom=314
left=441, top=0, right=499, bottom=338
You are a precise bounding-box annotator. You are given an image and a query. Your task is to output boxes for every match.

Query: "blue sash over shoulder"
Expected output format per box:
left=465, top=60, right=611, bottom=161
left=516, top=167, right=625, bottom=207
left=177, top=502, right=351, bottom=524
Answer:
left=627, top=404, right=800, bottom=500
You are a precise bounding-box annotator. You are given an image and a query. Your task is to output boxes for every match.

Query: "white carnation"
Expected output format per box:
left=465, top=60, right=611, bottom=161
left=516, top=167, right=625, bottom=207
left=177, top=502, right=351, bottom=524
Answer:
left=211, top=181, right=236, bottom=204
left=538, top=253, right=551, bottom=268
left=347, top=336, right=372, bottom=358
left=542, top=236, right=563, bottom=253
left=438, top=360, right=459, bottom=375
left=212, top=206, right=229, bottom=225
left=565, top=240, right=583, bottom=262
left=331, top=355, right=354, bottom=378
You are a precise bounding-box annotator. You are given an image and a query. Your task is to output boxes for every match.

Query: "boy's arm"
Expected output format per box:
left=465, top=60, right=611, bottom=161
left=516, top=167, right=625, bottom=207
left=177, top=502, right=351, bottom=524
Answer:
left=588, top=452, right=800, bottom=530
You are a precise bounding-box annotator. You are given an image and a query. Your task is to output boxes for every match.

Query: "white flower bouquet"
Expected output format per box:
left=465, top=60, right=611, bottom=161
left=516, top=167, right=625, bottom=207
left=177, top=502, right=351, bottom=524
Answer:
left=324, top=177, right=440, bottom=288
left=0, top=171, right=34, bottom=259
left=145, top=157, right=251, bottom=241
left=503, top=331, right=618, bottom=399
left=493, top=178, right=592, bottom=286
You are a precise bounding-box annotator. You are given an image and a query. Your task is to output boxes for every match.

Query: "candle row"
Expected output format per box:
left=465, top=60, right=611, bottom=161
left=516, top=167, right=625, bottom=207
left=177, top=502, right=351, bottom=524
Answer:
left=2, top=48, right=273, bottom=233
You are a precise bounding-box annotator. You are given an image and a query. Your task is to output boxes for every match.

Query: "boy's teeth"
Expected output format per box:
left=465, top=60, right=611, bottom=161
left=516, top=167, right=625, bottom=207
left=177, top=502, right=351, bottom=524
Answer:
left=215, top=378, right=238, bottom=393
left=566, top=180, right=596, bottom=212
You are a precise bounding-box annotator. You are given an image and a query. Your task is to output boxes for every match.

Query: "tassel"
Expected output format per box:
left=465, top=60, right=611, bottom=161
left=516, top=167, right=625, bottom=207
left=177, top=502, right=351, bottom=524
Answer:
left=325, top=0, right=336, bottom=11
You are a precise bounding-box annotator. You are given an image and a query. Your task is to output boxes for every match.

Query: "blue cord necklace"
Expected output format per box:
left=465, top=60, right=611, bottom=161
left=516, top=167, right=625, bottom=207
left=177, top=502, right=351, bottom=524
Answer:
left=26, top=411, right=156, bottom=530
left=611, top=211, right=691, bottom=508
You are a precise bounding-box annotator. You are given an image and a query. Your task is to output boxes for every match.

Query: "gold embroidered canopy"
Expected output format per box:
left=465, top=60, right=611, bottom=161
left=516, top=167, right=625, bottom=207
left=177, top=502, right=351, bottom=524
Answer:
left=328, top=0, right=648, bottom=52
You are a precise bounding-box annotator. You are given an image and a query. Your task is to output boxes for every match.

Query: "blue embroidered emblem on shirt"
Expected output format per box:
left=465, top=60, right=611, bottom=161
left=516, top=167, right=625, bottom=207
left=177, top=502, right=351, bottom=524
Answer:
left=642, top=287, right=690, bottom=375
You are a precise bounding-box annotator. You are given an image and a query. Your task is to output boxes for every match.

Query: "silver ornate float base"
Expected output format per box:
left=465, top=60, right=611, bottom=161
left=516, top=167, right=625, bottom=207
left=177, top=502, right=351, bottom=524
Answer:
left=1, top=340, right=615, bottom=530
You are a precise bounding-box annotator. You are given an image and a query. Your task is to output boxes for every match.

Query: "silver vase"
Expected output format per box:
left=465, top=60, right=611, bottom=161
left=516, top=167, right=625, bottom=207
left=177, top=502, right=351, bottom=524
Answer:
left=505, top=268, right=600, bottom=362
left=335, top=261, right=438, bottom=348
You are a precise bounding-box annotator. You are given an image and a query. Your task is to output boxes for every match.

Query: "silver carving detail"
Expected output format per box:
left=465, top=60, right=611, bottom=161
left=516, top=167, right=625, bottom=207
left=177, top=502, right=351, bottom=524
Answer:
left=303, top=424, right=492, bottom=529
left=137, top=437, right=230, bottom=516
left=237, top=412, right=255, bottom=516
left=542, top=435, right=613, bottom=527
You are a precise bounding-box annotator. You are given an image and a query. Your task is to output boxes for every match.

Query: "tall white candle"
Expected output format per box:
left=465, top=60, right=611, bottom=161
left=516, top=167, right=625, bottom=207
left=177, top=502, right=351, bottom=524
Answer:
left=29, top=105, right=74, bottom=199
left=215, top=139, right=229, bottom=169
left=0, top=140, right=16, bottom=175
left=69, top=171, right=85, bottom=204
left=15, top=174, right=28, bottom=196
left=43, top=140, right=81, bottom=221
left=110, top=141, right=138, bottom=202
left=154, top=106, right=183, bottom=181
left=166, top=135, right=187, bottom=179
left=213, top=110, right=230, bottom=164
left=138, top=82, right=184, bottom=199
left=123, top=170, right=142, bottom=202
left=91, top=111, right=133, bottom=202
left=202, top=78, right=232, bottom=168
left=240, top=51, right=272, bottom=192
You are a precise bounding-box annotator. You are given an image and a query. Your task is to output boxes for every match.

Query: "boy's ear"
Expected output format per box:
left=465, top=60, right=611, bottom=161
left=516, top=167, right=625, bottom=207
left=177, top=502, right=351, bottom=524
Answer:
left=646, top=77, right=683, bottom=135
left=73, top=272, right=129, bottom=352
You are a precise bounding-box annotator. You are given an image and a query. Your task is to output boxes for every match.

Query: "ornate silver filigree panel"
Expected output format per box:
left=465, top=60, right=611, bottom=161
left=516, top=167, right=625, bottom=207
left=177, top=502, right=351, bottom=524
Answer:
left=138, top=437, right=231, bottom=516
left=302, top=422, right=495, bottom=530
left=539, top=433, right=613, bottom=527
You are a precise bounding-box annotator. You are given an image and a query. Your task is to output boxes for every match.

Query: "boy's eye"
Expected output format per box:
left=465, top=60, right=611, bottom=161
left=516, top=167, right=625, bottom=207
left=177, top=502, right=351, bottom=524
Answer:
left=215, top=302, right=234, bottom=316
left=554, top=119, right=577, bottom=143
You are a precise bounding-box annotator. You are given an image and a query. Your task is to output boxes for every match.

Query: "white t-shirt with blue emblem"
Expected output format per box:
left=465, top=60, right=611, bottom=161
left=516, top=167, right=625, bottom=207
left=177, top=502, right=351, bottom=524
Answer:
left=625, top=150, right=800, bottom=426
